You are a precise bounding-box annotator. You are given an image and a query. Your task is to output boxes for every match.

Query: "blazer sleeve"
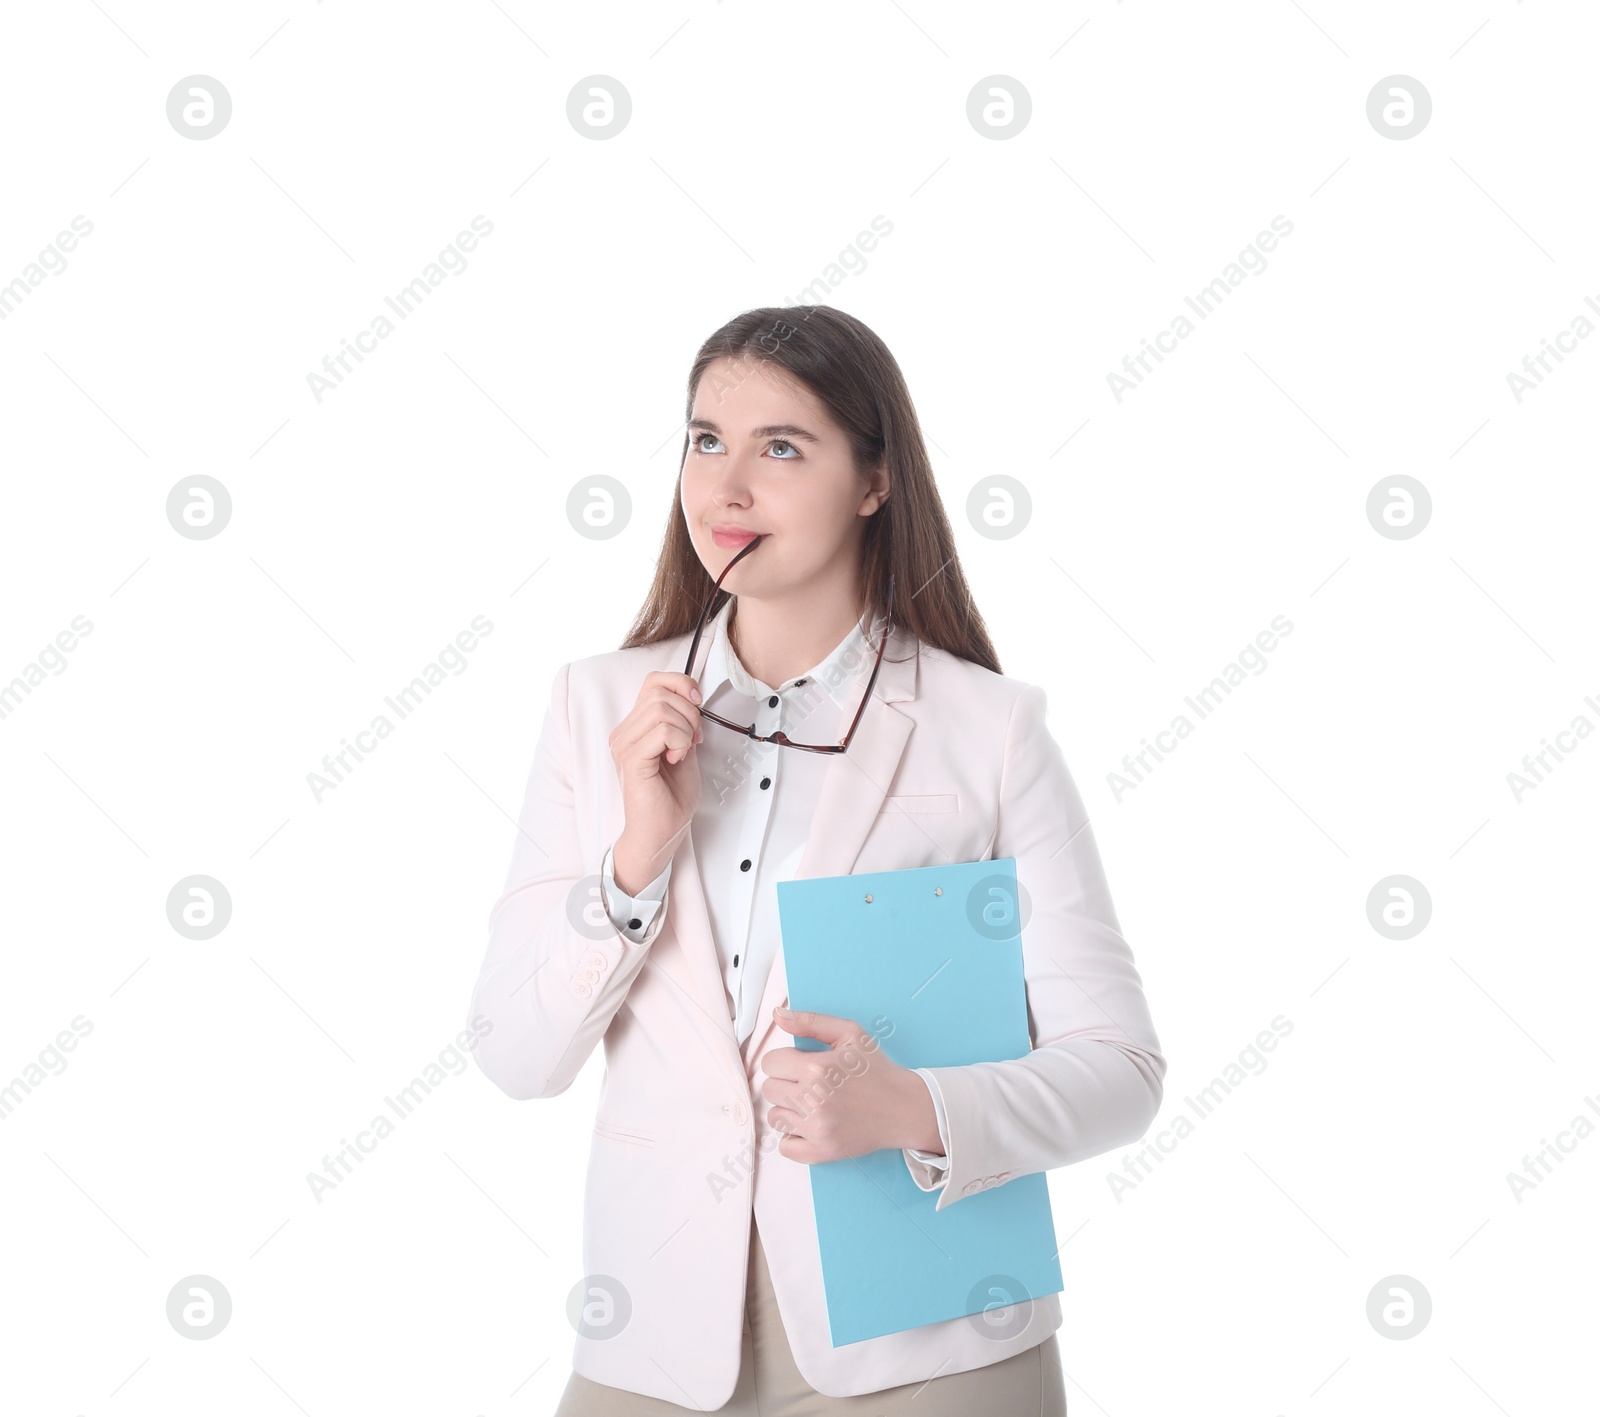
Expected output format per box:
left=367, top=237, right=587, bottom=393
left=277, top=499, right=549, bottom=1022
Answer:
left=914, top=681, right=1166, bottom=1212
left=467, top=661, right=671, bottom=1101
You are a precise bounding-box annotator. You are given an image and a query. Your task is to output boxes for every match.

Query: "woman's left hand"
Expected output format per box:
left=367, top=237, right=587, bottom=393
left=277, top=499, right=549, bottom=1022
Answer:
left=759, top=1007, right=937, bottom=1164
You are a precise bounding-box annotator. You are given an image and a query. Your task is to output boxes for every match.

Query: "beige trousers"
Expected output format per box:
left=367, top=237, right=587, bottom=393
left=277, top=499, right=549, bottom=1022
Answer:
left=554, top=1213, right=1068, bottom=1415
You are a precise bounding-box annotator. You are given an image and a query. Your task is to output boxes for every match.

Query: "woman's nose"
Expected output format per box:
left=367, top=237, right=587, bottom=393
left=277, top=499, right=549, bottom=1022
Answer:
left=711, top=456, right=755, bottom=504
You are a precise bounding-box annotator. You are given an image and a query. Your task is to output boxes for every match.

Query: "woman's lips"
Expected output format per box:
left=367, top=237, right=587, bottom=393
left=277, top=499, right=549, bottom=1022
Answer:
left=713, top=528, right=761, bottom=547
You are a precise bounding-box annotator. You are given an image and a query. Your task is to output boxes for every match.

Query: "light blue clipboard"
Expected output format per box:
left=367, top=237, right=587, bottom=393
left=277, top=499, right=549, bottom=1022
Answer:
left=775, top=856, right=1064, bottom=1347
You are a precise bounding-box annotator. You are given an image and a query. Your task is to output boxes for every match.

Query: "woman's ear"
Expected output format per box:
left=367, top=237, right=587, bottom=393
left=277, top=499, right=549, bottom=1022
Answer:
left=859, top=460, right=890, bottom=515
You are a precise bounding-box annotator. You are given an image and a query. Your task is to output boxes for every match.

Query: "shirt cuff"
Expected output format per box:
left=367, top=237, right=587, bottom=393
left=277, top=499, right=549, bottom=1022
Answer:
left=902, top=1068, right=952, bottom=1190
left=600, top=843, right=671, bottom=945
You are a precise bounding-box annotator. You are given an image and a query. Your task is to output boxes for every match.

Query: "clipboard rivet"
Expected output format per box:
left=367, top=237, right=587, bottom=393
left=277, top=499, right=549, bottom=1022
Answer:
left=864, top=893, right=873, bottom=903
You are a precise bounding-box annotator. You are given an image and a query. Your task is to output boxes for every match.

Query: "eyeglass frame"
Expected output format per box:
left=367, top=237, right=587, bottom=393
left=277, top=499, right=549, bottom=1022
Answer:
left=681, top=534, right=896, bottom=755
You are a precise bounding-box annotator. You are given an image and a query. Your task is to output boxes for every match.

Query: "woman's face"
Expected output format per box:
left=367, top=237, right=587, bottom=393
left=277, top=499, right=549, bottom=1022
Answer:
left=680, top=355, right=886, bottom=599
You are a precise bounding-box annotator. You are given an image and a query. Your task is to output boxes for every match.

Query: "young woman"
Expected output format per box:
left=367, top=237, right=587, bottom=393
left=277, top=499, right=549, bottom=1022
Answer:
left=468, top=305, right=1166, bottom=1414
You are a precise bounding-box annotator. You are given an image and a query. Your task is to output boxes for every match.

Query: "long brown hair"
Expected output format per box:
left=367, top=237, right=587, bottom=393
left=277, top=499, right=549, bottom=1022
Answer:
left=619, top=305, right=1001, bottom=675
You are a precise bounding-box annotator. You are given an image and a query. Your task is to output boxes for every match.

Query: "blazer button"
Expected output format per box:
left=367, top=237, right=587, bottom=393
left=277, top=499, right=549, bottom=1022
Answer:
left=578, top=968, right=599, bottom=985
left=583, top=951, right=607, bottom=971
left=574, top=981, right=592, bottom=997
left=963, top=1181, right=980, bottom=1194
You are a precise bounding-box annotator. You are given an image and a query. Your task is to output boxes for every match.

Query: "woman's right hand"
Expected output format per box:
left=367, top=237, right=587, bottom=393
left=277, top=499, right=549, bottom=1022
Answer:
left=608, top=671, right=704, bottom=894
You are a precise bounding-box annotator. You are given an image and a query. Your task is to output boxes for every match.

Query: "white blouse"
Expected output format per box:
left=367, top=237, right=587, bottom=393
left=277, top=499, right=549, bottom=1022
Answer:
left=598, top=596, right=953, bottom=1188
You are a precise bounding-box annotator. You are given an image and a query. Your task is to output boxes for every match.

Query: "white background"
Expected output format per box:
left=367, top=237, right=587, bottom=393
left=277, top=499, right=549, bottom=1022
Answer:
left=2, top=1, right=1596, bottom=1413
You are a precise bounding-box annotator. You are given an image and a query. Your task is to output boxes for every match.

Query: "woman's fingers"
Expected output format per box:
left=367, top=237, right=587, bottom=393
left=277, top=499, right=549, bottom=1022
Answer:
left=647, top=686, right=703, bottom=765
left=610, top=673, right=705, bottom=770
left=652, top=685, right=704, bottom=742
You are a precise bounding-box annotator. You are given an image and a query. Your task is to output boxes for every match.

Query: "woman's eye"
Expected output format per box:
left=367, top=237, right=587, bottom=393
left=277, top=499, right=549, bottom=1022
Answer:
left=692, top=433, right=798, bottom=459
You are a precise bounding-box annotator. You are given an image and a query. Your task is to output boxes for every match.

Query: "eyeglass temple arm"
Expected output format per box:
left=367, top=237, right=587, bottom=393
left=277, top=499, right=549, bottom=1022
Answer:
left=685, top=533, right=766, bottom=673
left=835, top=573, right=895, bottom=746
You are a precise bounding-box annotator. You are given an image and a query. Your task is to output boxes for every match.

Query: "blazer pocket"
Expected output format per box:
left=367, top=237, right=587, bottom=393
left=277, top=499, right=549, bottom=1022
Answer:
left=876, top=793, right=959, bottom=815
left=592, top=1120, right=657, bottom=1148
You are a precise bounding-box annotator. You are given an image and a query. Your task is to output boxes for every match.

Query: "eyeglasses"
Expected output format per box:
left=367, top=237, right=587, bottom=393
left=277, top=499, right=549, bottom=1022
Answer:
left=682, top=534, right=895, bottom=755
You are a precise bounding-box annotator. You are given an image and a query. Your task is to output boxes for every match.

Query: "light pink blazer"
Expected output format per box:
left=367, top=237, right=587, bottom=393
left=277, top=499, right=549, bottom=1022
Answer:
left=467, top=618, right=1166, bottom=1407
